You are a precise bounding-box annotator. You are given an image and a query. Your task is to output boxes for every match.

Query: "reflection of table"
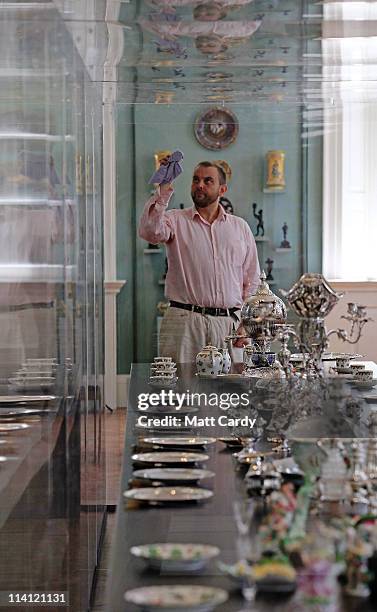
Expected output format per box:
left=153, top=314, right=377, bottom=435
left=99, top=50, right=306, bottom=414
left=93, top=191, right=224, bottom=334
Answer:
left=106, top=363, right=377, bottom=611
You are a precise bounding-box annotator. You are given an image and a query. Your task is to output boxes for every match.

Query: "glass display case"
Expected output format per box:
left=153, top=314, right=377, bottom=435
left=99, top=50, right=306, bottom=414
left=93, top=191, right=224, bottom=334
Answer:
left=0, top=2, right=106, bottom=608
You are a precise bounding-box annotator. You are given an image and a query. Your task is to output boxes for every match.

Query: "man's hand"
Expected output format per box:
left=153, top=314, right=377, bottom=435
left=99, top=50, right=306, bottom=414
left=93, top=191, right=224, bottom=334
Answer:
left=158, top=156, right=173, bottom=196
left=233, top=324, right=250, bottom=348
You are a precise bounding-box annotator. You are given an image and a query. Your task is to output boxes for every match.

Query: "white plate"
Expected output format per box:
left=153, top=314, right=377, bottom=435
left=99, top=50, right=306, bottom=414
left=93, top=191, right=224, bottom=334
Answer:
left=352, top=378, right=377, bottom=390
left=132, top=468, right=215, bottom=482
left=0, top=395, right=56, bottom=404
left=123, top=486, right=213, bottom=503
left=124, top=585, right=227, bottom=611
left=323, top=352, right=363, bottom=361
left=142, top=437, right=217, bottom=448
left=0, top=422, right=29, bottom=432
left=131, top=452, right=209, bottom=464
left=149, top=378, right=178, bottom=388
left=131, top=543, right=220, bottom=571
left=289, top=353, right=309, bottom=362
left=335, top=367, right=353, bottom=375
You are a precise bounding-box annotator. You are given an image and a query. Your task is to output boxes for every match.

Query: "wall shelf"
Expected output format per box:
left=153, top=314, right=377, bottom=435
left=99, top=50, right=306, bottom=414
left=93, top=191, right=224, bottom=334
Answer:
left=158, top=279, right=166, bottom=285
left=255, top=236, right=270, bottom=243
left=275, top=247, right=292, bottom=253
left=144, top=248, right=162, bottom=254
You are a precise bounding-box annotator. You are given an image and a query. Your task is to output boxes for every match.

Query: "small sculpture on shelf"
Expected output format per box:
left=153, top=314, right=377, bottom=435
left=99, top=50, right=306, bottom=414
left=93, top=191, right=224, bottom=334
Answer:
left=265, top=257, right=274, bottom=281
left=280, top=222, right=291, bottom=249
left=252, top=202, right=264, bottom=237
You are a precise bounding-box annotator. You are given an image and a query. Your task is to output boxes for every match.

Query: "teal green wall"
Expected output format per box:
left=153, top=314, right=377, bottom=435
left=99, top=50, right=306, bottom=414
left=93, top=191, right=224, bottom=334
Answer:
left=116, top=102, right=323, bottom=371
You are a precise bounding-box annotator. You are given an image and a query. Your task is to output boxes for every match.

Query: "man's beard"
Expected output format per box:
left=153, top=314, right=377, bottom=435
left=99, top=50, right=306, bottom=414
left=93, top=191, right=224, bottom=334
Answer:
left=191, top=190, right=219, bottom=208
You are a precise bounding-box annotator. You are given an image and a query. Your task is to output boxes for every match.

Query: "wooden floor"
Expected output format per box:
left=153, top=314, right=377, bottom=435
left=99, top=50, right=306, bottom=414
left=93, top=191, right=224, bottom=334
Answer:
left=92, top=407, right=126, bottom=611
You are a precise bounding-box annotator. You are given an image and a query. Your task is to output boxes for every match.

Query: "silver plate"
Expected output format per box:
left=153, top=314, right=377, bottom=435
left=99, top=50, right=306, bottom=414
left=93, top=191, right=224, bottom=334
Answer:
left=0, top=422, right=30, bottom=432
left=131, top=452, right=210, bottom=464
left=0, top=395, right=56, bottom=404
left=218, top=437, right=243, bottom=448
left=124, top=486, right=213, bottom=503
left=132, top=468, right=215, bottom=482
left=142, top=437, right=217, bottom=448
left=352, top=379, right=377, bottom=390
left=0, top=408, right=52, bottom=417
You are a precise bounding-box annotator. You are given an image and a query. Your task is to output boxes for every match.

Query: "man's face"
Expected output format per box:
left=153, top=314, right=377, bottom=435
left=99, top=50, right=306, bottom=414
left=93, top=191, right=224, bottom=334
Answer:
left=191, top=165, right=226, bottom=208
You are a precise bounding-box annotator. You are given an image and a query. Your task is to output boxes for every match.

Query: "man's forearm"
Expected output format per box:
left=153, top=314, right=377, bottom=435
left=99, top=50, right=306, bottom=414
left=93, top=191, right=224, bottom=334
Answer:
left=138, top=188, right=174, bottom=243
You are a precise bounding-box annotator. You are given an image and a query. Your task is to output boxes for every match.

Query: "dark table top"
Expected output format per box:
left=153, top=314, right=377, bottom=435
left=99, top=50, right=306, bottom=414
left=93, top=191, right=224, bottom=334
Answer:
left=105, top=363, right=376, bottom=612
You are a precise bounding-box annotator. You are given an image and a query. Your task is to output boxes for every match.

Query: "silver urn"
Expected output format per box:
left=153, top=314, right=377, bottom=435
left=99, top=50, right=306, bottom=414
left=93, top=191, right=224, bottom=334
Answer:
left=240, top=272, right=287, bottom=351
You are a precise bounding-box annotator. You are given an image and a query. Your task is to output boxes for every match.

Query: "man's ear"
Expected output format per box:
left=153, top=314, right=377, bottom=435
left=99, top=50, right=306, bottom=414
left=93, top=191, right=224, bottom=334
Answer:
left=219, top=184, right=228, bottom=196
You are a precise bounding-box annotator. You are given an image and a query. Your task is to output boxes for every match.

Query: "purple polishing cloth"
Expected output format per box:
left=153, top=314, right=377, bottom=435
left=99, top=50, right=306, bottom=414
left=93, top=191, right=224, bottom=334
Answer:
left=149, top=150, right=184, bottom=185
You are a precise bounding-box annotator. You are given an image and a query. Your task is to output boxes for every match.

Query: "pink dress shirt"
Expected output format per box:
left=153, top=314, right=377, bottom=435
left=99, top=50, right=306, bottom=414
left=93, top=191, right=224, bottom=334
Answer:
left=139, top=191, right=261, bottom=309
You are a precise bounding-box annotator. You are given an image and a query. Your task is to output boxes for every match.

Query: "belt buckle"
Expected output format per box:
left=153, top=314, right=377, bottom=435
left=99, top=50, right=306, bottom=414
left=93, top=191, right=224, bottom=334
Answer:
left=201, top=306, right=206, bottom=315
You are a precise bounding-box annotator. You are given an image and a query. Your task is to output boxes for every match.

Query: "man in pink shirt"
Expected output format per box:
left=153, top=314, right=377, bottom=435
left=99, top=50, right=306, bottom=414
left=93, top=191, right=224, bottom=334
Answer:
left=139, top=161, right=261, bottom=363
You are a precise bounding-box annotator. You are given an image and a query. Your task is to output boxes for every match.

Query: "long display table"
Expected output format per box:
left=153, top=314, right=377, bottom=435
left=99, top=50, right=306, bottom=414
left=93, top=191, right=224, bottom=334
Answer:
left=106, top=363, right=377, bottom=612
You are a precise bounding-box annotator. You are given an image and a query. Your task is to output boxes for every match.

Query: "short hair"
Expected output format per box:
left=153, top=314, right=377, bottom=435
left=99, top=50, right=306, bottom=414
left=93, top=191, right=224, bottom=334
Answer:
left=194, top=161, right=227, bottom=185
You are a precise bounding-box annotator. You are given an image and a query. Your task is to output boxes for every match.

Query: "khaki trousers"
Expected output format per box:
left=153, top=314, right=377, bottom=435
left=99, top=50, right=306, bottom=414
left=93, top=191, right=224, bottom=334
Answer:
left=159, top=306, right=243, bottom=364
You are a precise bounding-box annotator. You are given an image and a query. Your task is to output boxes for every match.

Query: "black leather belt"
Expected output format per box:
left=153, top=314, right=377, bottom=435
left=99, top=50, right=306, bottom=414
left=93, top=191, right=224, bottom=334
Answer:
left=170, top=300, right=240, bottom=320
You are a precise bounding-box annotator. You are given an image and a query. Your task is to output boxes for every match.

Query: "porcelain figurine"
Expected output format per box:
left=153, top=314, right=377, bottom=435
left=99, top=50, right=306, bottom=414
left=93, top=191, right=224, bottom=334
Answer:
left=196, top=345, right=223, bottom=376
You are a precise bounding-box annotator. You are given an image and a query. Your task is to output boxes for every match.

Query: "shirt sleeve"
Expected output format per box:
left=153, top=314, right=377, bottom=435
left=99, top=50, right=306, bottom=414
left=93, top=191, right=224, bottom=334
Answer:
left=242, top=224, right=261, bottom=299
left=138, top=187, right=175, bottom=244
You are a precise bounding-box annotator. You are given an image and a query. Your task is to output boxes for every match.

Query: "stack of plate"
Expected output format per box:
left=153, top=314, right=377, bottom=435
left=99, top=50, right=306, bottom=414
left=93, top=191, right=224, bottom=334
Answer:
left=149, top=357, right=178, bottom=387
left=9, top=358, right=57, bottom=391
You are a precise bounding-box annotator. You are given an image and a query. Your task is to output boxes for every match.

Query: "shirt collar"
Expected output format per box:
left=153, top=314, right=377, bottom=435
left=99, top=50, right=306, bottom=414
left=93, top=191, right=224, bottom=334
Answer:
left=190, top=204, right=227, bottom=223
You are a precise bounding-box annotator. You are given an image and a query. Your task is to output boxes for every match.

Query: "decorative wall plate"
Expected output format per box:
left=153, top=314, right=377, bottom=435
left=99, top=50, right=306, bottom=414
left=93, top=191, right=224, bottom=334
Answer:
left=194, top=107, right=239, bottom=150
